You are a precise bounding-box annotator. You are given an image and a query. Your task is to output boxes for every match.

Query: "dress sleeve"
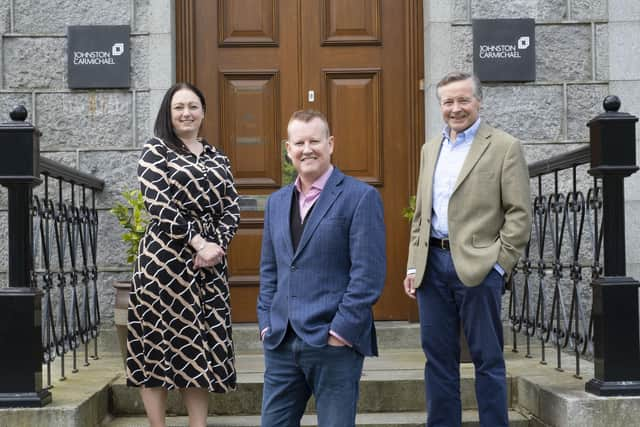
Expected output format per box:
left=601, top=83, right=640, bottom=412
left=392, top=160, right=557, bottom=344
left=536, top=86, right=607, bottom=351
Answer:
left=213, top=155, right=240, bottom=251
left=137, top=138, right=198, bottom=243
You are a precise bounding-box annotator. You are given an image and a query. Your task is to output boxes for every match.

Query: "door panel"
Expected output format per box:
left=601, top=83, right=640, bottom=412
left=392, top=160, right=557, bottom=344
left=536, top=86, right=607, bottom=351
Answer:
left=324, top=70, right=382, bottom=184
left=218, top=0, right=279, bottom=46
left=219, top=71, right=281, bottom=187
left=179, top=0, right=423, bottom=322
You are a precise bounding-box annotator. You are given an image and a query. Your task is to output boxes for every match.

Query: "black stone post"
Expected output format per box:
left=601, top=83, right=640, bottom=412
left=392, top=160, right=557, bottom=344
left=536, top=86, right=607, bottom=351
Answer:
left=585, top=96, right=640, bottom=396
left=0, top=106, right=51, bottom=407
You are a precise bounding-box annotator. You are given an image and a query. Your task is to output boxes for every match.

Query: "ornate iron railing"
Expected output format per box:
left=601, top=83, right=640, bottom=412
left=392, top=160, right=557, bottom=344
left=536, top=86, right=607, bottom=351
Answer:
left=509, top=146, right=600, bottom=378
left=34, top=158, right=104, bottom=388
left=0, top=106, right=104, bottom=407
left=510, top=96, right=640, bottom=396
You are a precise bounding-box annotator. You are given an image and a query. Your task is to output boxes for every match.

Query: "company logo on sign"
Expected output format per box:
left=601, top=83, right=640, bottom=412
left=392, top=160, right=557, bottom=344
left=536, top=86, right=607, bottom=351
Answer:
left=479, top=35, right=531, bottom=59
left=73, top=42, right=125, bottom=65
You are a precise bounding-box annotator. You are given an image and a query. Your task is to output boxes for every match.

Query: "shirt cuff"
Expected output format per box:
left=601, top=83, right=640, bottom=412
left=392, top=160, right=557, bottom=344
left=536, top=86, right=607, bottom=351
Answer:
left=493, top=263, right=505, bottom=277
left=406, top=268, right=416, bottom=275
left=329, top=330, right=352, bottom=347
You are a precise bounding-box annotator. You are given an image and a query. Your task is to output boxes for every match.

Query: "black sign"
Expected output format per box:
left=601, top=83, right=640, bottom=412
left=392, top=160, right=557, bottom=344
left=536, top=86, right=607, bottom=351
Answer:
left=472, top=19, right=535, bottom=82
left=67, top=25, right=130, bottom=89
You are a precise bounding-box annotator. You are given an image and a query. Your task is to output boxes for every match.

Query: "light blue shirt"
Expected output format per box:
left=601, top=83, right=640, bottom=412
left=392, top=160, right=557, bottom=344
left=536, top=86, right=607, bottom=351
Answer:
left=431, top=119, right=481, bottom=239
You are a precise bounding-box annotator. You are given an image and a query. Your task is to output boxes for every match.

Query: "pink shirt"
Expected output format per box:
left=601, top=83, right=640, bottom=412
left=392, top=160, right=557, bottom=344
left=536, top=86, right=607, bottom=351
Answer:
left=294, top=165, right=334, bottom=222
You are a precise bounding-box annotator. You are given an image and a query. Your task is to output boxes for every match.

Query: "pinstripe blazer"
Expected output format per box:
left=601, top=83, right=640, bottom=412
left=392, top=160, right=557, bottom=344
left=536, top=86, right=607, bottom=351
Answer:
left=257, top=167, right=386, bottom=357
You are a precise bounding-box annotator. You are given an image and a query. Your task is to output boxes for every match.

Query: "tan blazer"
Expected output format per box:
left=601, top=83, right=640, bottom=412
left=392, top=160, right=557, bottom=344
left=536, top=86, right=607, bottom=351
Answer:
left=407, top=122, right=532, bottom=287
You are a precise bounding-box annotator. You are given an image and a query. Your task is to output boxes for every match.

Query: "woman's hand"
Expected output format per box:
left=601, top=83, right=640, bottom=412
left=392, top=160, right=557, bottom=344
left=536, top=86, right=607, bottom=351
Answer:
left=190, top=235, right=225, bottom=268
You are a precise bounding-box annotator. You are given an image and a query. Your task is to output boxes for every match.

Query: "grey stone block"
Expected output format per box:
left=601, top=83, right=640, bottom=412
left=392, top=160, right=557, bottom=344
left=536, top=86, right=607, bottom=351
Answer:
left=4, top=38, right=66, bottom=89
left=625, top=201, right=640, bottom=264
left=135, top=91, right=151, bottom=146
left=425, top=22, right=452, bottom=84
left=595, top=24, right=609, bottom=81
left=452, top=0, right=469, bottom=21
left=36, top=92, right=133, bottom=150
left=536, top=25, right=592, bottom=81
left=130, top=35, right=149, bottom=89
left=77, top=150, right=139, bottom=209
left=426, top=0, right=452, bottom=21
left=98, top=209, right=132, bottom=268
left=609, top=22, right=640, bottom=80
left=567, top=84, right=609, bottom=141
left=134, top=0, right=150, bottom=32
left=571, top=0, right=607, bottom=20
left=481, top=85, right=563, bottom=141
left=0, top=93, right=33, bottom=121
left=609, top=0, right=640, bottom=21
left=470, top=0, right=567, bottom=21
left=450, top=25, right=473, bottom=73
left=0, top=0, right=10, bottom=33
left=13, top=0, right=131, bottom=33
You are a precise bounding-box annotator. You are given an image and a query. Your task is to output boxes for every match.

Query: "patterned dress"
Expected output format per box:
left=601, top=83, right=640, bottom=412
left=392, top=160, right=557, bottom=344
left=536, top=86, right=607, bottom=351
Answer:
left=126, top=137, right=240, bottom=392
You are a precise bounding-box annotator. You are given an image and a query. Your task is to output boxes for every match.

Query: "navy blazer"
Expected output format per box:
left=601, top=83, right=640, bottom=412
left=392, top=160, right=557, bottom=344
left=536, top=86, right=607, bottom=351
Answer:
left=257, top=167, right=386, bottom=356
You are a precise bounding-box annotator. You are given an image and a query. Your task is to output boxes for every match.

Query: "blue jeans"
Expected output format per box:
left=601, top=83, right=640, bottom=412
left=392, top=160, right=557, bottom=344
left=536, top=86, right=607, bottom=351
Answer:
left=261, top=328, right=364, bottom=427
left=416, top=247, right=508, bottom=427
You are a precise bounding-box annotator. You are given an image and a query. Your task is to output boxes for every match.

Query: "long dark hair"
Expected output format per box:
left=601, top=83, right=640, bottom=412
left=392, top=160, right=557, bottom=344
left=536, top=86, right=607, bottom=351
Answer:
left=154, top=82, right=207, bottom=154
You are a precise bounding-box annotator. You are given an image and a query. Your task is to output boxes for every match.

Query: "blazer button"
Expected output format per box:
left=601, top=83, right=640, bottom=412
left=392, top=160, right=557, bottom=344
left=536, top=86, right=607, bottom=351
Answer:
left=290, top=265, right=296, bottom=271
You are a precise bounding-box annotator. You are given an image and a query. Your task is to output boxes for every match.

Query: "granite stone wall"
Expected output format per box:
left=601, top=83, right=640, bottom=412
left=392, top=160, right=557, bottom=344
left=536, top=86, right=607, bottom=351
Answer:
left=0, top=0, right=172, bottom=338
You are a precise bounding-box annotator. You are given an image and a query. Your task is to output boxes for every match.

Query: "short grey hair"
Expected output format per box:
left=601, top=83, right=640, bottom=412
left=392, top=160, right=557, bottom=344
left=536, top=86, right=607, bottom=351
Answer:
left=436, top=72, right=483, bottom=101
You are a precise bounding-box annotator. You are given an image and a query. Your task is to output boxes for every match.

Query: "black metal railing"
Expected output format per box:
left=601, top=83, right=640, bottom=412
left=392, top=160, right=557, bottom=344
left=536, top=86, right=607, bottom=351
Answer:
left=509, top=146, right=599, bottom=378
left=35, top=158, right=104, bottom=388
left=0, top=106, right=104, bottom=407
left=509, top=96, right=640, bottom=396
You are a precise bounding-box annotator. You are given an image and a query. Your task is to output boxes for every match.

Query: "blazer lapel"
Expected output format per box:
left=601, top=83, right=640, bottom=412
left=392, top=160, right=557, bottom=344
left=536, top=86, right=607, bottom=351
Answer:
left=452, top=123, right=492, bottom=194
left=279, top=186, right=295, bottom=258
left=292, top=168, right=343, bottom=259
left=425, top=136, right=443, bottom=193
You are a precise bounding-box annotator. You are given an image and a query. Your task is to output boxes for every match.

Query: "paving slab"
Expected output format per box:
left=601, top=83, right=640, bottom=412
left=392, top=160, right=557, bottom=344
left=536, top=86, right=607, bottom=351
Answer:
left=102, top=409, right=530, bottom=427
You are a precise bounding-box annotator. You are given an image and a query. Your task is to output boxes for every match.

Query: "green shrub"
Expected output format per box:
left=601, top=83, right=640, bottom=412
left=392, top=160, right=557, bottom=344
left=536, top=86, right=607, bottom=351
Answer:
left=110, top=189, right=148, bottom=265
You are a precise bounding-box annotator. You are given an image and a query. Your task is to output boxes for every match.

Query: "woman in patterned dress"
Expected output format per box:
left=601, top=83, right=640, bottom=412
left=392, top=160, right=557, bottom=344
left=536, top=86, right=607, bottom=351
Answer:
left=126, top=82, right=240, bottom=427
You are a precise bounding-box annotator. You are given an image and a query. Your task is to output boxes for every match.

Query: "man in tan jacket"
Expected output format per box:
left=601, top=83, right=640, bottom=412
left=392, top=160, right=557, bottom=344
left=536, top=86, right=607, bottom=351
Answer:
left=404, top=72, right=531, bottom=427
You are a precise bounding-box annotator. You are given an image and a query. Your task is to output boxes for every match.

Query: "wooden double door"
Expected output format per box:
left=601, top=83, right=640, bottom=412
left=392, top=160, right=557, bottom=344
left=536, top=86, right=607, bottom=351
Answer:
left=176, top=0, right=423, bottom=322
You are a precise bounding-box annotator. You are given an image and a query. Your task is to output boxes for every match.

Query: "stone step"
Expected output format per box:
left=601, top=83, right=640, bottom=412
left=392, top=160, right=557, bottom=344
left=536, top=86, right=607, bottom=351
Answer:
left=98, top=321, right=424, bottom=356
left=110, top=351, right=516, bottom=416
left=102, top=410, right=531, bottom=427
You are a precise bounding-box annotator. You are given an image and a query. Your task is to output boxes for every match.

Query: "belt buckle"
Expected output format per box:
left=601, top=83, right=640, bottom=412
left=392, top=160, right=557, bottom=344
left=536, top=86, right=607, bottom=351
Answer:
left=441, top=238, right=449, bottom=250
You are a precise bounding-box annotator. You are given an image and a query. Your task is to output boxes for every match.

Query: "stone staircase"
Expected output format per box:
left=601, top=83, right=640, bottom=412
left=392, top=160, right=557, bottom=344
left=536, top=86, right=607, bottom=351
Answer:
left=101, top=322, right=531, bottom=426
left=5, top=322, right=640, bottom=426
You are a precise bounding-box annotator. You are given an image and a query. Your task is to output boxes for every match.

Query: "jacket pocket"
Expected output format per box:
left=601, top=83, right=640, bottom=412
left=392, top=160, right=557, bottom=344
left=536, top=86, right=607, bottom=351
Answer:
left=472, top=233, right=498, bottom=248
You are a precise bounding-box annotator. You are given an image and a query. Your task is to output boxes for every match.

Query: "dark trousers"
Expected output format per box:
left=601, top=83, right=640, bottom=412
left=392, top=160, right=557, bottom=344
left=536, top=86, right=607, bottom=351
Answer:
left=416, top=247, right=508, bottom=427
left=261, top=328, right=364, bottom=427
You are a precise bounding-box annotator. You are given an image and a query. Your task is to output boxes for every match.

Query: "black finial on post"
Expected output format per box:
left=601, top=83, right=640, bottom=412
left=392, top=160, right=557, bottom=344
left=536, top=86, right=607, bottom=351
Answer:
left=603, top=95, right=621, bottom=113
left=9, top=105, right=28, bottom=122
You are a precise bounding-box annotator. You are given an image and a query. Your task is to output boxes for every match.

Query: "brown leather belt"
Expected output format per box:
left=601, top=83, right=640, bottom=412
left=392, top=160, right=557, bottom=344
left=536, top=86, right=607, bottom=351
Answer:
left=429, top=237, right=450, bottom=250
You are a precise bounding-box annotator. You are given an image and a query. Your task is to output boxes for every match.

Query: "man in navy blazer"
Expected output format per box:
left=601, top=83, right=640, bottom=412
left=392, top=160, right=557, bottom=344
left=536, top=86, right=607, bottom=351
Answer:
left=257, top=109, right=386, bottom=427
